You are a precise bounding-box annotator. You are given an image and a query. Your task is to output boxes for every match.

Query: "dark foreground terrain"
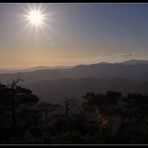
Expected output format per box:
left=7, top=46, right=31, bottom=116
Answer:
left=0, top=80, right=148, bottom=144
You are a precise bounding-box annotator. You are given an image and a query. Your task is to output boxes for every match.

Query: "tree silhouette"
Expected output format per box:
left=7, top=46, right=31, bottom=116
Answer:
left=38, top=102, right=52, bottom=121
left=62, top=97, right=76, bottom=119
left=0, top=79, right=39, bottom=133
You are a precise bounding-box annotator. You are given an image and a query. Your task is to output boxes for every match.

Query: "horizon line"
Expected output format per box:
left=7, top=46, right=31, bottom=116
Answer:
left=0, top=58, right=147, bottom=70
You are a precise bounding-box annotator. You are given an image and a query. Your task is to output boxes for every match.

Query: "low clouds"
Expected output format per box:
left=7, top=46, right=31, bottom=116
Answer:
left=120, top=52, right=135, bottom=58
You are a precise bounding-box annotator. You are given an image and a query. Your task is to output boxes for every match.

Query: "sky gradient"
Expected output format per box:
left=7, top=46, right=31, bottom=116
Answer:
left=0, top=3, right=148, bottom=68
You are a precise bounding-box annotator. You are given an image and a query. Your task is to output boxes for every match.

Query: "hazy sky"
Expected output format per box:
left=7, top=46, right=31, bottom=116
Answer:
left=0, top=3, right=148, bottom=68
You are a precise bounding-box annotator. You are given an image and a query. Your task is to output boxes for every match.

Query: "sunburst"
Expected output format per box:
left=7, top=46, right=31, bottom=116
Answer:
left=27, top=9, right=44, bottom=26
left=18, top=4, right=55, bottom=36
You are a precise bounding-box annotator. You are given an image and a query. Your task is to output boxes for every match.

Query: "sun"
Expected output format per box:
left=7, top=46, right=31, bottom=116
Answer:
left=27, top=10, right=44, bottom=26
left=18, top=4, right=56, bottom=37
left=22, top=4, right=48, bottom=29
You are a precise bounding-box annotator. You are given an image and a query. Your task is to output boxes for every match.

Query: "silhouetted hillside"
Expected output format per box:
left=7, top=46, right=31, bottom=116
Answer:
left=24, top=78, right=148, bottom=103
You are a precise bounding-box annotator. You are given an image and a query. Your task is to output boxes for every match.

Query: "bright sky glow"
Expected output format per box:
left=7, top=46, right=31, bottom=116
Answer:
left=0, top=4, right=148, bottom=68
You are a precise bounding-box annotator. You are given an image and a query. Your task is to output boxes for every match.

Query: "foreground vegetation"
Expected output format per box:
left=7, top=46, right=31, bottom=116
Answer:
left=0, top=80, right=148, bottom=144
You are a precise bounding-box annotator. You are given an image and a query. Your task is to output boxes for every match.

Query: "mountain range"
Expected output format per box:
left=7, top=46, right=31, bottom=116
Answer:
left=0, top=59, right=148, bottom=84
left=0, top=59, right=148, bottom=103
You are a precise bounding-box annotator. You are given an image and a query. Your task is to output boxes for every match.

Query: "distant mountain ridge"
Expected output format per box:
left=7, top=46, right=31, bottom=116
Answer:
left=0, top=66, right=50, bottom=74
left=0, top=59, right=147, bottom=74
left=0, top=65, right=72, bottom=74
left=121, top=59, right=148, bottom=65
left=0, top=59, right=148, bottom=85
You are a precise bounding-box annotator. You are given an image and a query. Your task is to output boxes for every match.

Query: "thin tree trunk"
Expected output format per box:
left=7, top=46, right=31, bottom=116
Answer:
left=45, top=110, right=48, bottom=121
left=65, top=103, right=68, bottom=119
left=11, top=89, right=16, bottom=129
